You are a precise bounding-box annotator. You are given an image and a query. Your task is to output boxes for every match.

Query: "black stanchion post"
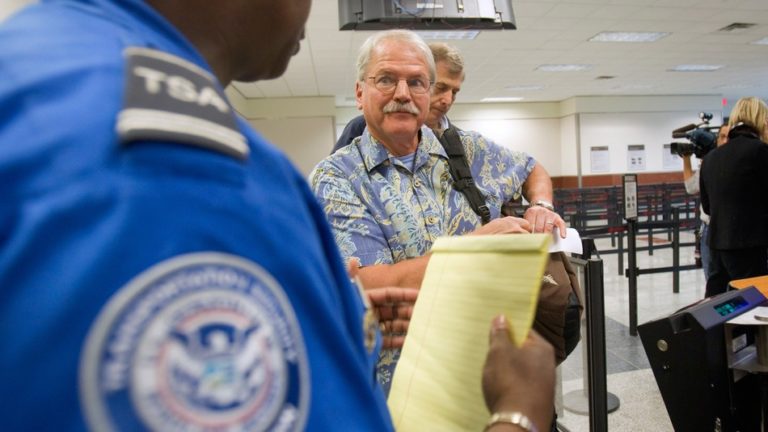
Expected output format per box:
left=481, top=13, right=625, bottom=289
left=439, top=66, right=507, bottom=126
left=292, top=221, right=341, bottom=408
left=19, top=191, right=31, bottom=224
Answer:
left=627, top=218, right=638, bottom=336
left=617, top=230, right=624, bottom=276
left=665, top=188, right=673, bottom=241
left=581, top=237, right=596, bottom=259
left=622, top=174, right=639, bottom=337
left=562, top=241, right=619, bottom=427
left=672, top=207, right=680, bottom=294
left=647, top=194, right=654, bottom=256
left=586, top=257, right=612, bottom=432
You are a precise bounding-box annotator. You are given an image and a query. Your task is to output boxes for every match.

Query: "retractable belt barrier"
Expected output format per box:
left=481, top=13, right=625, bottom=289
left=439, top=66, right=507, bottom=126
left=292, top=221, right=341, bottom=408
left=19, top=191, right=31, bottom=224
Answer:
left=625, top=208, right=700, bottom=336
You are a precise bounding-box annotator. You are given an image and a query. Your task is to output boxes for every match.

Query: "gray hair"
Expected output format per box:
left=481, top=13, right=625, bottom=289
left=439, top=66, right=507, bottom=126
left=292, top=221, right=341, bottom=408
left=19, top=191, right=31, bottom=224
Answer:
left=428, top=42, right=464, bottom=77
left=355, top=30, right=436, bottom=83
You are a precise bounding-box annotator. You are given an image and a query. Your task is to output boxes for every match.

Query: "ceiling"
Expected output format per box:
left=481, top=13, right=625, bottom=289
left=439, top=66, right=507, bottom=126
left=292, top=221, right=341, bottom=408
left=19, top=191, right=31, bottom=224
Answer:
left=4, top=0, right=768, bottom=106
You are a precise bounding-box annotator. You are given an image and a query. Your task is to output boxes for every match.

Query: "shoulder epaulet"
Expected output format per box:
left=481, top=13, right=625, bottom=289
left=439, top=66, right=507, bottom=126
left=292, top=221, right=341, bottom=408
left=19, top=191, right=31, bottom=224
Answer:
left=116, top=47, right=248, bottom=160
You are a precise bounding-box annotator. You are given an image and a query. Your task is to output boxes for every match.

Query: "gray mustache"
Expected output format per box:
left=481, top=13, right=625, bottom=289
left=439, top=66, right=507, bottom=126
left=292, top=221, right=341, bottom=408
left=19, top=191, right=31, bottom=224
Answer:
left=383, top=101, right=420, bottom=115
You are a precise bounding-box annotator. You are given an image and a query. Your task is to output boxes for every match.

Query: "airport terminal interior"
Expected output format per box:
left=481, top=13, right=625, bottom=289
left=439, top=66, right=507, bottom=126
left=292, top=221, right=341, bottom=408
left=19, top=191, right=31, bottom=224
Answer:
left=4, top=0, right=768, bottom=430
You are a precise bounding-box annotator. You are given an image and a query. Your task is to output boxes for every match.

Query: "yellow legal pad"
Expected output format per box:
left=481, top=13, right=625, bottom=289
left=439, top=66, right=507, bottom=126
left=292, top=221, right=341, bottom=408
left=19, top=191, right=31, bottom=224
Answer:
left=387, top=233, right=551, bottom=431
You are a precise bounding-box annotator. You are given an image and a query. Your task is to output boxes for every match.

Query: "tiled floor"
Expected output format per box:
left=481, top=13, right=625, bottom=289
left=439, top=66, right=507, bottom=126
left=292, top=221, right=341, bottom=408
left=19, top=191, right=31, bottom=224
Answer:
left=555, top=232, right=707, bottom=432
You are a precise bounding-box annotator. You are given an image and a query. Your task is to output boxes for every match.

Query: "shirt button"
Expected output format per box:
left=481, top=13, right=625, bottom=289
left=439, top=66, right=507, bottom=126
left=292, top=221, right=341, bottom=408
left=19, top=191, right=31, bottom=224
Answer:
left=414, top=179, right=422, bottom=187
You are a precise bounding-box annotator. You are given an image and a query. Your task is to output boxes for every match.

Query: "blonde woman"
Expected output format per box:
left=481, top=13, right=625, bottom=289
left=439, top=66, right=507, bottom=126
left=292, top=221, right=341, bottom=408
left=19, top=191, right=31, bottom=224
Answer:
left=700, top=97, right=768, bottom=297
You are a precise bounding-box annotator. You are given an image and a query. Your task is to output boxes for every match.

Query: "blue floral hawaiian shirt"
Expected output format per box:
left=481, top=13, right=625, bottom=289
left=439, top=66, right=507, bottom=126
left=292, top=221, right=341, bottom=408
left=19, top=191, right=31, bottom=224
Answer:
left=309, top=124, right=535, bottom=394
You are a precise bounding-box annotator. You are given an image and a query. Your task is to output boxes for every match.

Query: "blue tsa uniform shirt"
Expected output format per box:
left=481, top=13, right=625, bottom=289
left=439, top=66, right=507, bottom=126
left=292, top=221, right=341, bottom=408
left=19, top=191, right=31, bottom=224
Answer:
left=0, top=1, right=392, bottom=430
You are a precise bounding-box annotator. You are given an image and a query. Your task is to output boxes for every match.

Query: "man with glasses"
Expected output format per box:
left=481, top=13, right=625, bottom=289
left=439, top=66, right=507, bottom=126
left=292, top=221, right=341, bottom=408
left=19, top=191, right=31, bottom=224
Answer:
left=331, top=41, right=564, bottom=235
left=309, top=30, right=561, bottom=395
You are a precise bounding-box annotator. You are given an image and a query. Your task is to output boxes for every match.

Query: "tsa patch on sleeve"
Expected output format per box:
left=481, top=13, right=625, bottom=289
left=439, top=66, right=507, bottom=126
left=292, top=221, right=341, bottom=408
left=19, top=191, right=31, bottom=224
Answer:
left=117, top=47, right=248, bottom=160
left=79, top=253, right=309, bottom=432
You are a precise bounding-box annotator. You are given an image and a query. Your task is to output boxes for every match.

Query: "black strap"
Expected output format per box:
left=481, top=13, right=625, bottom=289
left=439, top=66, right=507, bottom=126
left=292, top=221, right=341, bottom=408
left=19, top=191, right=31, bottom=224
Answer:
left=439, top=125, right=492, bottom=224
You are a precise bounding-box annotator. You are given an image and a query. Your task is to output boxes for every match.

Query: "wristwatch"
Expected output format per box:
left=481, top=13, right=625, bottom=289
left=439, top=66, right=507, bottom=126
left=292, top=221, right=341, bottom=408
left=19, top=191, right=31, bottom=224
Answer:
left=531, top=199, right=555, bottom=212
left=484, top=411, right=538, bottom=432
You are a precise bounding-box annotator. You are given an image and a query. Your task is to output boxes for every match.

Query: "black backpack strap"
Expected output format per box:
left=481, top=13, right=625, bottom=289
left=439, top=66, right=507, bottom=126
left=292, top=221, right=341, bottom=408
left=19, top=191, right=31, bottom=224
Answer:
left=439, top=125, right=492, bottom=224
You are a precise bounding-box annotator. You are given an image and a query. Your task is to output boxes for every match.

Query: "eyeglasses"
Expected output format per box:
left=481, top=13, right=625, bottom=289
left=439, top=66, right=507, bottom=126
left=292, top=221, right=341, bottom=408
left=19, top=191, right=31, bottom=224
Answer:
left=365, top=74, right=432, bottom=95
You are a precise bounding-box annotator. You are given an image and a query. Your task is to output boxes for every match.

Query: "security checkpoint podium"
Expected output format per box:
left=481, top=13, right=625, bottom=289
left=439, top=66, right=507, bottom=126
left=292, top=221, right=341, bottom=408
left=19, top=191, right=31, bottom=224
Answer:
left=638, top=286, right=767, bottom=432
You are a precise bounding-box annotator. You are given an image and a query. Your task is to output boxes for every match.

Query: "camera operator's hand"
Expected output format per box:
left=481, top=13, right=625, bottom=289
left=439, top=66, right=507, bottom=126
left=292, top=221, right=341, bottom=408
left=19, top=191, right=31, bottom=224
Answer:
left=482, top=315, right=555, bottom=432
left=682, top=153, right=695, bottom=182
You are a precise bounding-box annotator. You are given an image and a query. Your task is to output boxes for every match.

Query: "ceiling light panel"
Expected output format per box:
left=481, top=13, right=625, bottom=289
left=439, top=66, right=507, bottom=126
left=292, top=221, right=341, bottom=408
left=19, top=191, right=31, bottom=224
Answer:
left=714, top=83, right=752, bottom=90
left=414, top=30, right=480, bottom=40
left=589, top=32, right=669, bottom=43
left=536, top=64, right=592, bottom=72
left=503, top=85, right=545, bottom=91
left=668, top=64, right=724, bottom=72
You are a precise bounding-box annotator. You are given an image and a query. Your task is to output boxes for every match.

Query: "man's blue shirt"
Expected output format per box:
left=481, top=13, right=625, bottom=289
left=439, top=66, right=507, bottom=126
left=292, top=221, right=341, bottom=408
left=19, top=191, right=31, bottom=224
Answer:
left=310, top=124, right=534, bottom=392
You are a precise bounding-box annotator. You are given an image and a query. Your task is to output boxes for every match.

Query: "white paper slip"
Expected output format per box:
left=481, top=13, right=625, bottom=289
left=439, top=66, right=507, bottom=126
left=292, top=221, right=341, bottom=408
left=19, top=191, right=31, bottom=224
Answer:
left=549, top=227, right=582, bottom=255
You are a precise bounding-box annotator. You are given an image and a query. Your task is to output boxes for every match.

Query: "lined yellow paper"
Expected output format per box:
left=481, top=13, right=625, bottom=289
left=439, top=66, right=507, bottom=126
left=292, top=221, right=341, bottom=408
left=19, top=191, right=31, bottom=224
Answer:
left=387, top=233, right=551, bottom=431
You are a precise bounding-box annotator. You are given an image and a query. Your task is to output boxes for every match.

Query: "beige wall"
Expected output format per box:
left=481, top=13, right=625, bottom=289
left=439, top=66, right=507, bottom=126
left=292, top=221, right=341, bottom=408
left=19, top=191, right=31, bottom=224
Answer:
left=247, top=117, right=335, bottom=177
left=229, top=90, right=724, bottom=179
left=453, top=117, right=561, bottom=173
left=228, top=93, right=338, bottom=176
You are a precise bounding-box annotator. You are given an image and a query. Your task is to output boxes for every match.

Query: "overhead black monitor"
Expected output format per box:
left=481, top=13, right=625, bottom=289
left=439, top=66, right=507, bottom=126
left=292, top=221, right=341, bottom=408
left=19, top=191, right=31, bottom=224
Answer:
left=339, top=0, right=516, bottom=31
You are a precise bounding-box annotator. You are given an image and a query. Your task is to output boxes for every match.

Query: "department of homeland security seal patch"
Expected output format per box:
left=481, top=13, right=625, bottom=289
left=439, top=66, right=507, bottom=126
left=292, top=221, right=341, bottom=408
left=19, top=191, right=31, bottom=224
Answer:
left=79, top=253, right=309, bottom=432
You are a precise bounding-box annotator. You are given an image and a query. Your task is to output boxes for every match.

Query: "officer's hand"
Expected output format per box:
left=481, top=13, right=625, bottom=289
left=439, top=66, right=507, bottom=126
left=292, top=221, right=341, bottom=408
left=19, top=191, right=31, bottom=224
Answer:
left=471, top=216, right=531, bottom=235
left=346, top=258, right=419, bottom=349
left=523, top=206, right=567, bottom=238
left=482, top=315, right=555, bottom=432
left=367, top=286, right=419, bottom=349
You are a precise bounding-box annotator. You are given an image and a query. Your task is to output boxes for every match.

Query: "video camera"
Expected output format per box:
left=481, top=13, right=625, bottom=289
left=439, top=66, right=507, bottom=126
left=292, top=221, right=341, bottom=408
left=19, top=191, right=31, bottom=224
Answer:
left=669, top=112, right=720, bottom=158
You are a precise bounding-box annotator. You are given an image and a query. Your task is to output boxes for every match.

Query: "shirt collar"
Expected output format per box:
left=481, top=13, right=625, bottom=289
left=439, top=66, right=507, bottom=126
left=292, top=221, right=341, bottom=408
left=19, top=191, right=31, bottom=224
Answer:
left=430, top=115, right=451, bottom=137
left=439, top=115, right=450, bottom=130
left=358, top=126, right=447, bottom=173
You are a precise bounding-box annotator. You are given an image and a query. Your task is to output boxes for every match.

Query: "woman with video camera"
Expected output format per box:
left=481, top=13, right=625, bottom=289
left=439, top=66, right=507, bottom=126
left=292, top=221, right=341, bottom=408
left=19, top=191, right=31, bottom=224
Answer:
left=682, top=123, right=728, bottom=281
left=700, top=97, right=768, bottom=297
